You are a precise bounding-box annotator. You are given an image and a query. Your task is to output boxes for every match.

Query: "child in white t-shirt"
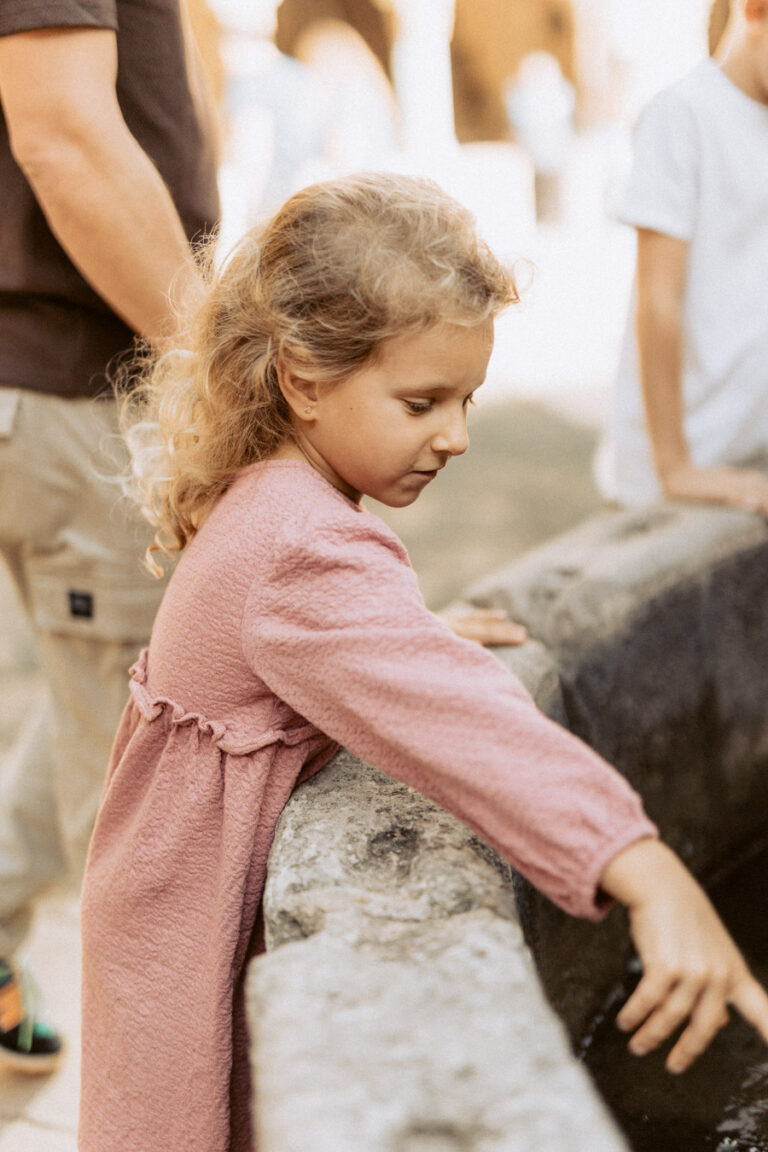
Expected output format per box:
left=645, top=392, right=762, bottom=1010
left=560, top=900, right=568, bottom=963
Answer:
left=596, top=0, right=768, bottom=511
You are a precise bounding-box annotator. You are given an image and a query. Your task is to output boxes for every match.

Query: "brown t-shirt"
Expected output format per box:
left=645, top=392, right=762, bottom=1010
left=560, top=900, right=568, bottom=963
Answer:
left=0, top=0, right=219, bottom=397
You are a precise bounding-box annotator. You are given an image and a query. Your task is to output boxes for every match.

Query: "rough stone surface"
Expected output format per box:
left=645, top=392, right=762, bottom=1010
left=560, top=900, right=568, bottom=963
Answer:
left=481, top=636, right=567, bottom=728
left=263, top=751, right=521, bottom=952
left=262, top=639, right=564, bottom=955
left=248, top=911, right=627, bottom=1152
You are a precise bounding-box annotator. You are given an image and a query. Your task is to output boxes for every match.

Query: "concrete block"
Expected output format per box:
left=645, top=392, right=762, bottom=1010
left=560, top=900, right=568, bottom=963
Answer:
left=263, top=750, right=520, bottom=951
left=248, top=911, right=627, bottom=1152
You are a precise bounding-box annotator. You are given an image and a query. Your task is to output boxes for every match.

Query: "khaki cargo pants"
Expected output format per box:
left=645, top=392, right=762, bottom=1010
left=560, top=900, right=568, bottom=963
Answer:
left=0, top=388, right=166, bottom=957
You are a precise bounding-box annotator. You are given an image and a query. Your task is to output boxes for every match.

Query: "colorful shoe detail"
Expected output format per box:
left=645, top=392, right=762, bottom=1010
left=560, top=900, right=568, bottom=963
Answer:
left=0, top=959, right=62, bottom=1074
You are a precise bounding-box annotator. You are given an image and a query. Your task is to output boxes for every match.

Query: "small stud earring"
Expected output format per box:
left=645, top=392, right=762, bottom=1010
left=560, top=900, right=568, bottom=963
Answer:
left=304, top=405, right=313, bottom=415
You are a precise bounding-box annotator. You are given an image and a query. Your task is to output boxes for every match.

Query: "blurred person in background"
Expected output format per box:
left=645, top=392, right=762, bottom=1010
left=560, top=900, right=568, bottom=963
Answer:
left=504, top=51, right=575, bottom=223
left=0, top=0, right=218, bottom=1070
left=212, top=2, right=398, bottom=259
left=293, top=18, right=397, bottom=178
left=595, top=0, right=768, bottom=514
left=211, top=0, right=332, bottom=255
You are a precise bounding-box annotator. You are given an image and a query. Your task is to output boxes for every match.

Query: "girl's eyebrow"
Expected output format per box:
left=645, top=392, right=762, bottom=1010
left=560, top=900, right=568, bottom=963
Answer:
left=400, top=379, right=486, bottom=394
left=401, top=382, right=453, bottom=393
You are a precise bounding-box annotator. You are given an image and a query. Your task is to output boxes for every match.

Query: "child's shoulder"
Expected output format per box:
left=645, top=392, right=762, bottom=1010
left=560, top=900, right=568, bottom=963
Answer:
left=640, top=60, right=726, bottom=127
left=227, top=459, right=409, bottom=566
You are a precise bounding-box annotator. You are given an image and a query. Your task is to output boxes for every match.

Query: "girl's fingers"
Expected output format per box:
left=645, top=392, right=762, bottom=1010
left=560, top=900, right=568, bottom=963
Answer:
left=665, top=988, right=730, bottom=1074
left=483, top=620, right=528, bottom=645
left=443, top=609, right=528, bottom=647
left=730, top=976, right=768, bottom=1045
left=616, top=969, right=677, bottom=1036
left=619, top=973, right=768, bottom=1074
left=622, top=977, right=704, bottom=1057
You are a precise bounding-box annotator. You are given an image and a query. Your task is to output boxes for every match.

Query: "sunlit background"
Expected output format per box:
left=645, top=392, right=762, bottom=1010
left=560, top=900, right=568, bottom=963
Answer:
left=189, top=0, right=725, bottom=421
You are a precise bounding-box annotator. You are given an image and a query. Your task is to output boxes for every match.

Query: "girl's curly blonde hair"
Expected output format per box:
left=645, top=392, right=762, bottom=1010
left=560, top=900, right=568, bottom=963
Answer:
left=123, top=172, right=520, bottom=572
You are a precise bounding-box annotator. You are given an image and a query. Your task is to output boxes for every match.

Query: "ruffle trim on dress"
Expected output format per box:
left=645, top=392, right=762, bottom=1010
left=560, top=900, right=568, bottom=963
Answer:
left=128, top=649, right=321, bottom=756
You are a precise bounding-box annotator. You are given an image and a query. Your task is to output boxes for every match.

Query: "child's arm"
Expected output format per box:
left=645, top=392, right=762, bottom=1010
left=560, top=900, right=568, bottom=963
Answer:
left=600, top=838, right=768, bottom=1072
left=247, top=511, right=657, bottom=923
left=637, top=227, right=768, bottom=515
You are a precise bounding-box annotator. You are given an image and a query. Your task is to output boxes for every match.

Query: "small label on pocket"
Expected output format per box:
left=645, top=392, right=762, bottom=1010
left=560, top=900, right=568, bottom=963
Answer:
left=68, top=590, right=94, bottom=620
left=0, top=389, right=20, bottom=438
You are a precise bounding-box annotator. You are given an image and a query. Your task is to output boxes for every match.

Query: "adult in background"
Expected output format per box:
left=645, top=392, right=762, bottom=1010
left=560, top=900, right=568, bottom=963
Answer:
left=0, top=0, right=218, bottom=1070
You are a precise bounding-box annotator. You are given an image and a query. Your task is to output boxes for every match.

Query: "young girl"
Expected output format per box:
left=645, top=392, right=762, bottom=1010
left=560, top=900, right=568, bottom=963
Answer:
left=79, top=173, right=768, bottom=1152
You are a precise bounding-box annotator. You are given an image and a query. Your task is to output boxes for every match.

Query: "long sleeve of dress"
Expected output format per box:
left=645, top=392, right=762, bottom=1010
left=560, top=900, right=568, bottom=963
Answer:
left=242, top=505, right=657, bottom=921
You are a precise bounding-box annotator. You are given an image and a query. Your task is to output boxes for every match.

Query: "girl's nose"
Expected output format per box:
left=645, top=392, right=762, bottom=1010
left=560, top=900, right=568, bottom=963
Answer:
left=431, top=409, right=469, bottom=457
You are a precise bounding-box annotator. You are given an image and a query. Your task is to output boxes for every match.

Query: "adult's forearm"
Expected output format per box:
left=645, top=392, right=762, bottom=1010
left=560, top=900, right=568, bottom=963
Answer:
left=635, top=298, right=689, bottom=482
left=634, top=228, right=690, bottom=487
left=19, top=124, right=203, bottom=342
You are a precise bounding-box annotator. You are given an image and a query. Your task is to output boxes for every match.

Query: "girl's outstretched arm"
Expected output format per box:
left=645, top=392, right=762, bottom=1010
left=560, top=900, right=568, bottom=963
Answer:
left=600, top=839, right=768, bottom=1073
left=245, top=490, right=658, bottom=921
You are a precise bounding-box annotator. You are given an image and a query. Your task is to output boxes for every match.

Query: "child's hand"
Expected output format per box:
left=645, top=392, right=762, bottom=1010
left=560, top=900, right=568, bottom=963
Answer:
left=661, top=462, right=768, bottom=517
left=437, top=603, right=528, bottom=647
left=600, top=839, right=768, bottom=1074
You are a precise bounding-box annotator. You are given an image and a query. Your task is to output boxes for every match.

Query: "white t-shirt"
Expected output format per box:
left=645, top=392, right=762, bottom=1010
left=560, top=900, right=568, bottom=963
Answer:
left=596, top=59, right=768, bottom=506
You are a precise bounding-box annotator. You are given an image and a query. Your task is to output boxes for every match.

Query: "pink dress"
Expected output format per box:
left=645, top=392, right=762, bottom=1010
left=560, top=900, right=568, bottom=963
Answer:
left=79, top=460, right=656, bottom=1152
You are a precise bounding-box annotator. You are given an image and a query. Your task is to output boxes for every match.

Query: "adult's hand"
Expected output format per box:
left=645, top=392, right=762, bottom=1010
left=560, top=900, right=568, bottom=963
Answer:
left=661, top=462, right=768, bottom=516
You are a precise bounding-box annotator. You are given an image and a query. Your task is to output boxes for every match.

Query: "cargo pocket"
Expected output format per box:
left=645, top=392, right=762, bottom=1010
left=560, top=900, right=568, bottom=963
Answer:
left=27, top=556, right=166, bottom=645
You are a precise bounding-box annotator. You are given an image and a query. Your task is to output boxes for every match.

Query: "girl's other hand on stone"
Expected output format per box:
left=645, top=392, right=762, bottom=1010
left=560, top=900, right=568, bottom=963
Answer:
left=438, top=604, right=528, bottom=647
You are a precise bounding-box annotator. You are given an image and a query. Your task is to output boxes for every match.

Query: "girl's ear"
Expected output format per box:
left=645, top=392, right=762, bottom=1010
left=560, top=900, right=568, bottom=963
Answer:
left=276, top=358, right=319, bottom=422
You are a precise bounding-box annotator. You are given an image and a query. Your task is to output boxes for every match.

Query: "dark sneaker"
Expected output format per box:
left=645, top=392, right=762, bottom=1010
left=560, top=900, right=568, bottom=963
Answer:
left=0, top=958, right=62, bottom=1074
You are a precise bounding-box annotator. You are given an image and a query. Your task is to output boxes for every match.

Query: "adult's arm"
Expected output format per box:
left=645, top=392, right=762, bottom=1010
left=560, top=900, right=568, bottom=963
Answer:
left=637, top=227, right=768, bottom=514
left=0, top=26, right=203, bottom=341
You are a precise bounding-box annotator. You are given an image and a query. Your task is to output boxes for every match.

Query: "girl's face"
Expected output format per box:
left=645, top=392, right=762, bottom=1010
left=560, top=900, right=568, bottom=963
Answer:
left=294, top=320, right=494, bottom=507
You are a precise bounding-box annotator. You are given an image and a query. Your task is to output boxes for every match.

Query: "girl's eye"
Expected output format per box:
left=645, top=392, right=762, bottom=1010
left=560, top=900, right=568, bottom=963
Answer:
left=404, top=399, right=433, bottom=414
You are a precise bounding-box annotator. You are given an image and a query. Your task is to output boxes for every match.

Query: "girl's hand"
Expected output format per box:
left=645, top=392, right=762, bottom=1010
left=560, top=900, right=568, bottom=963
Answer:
left=438, top=603, right=528, bottom=647
left=600, top=839, right=768, bottom=1073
